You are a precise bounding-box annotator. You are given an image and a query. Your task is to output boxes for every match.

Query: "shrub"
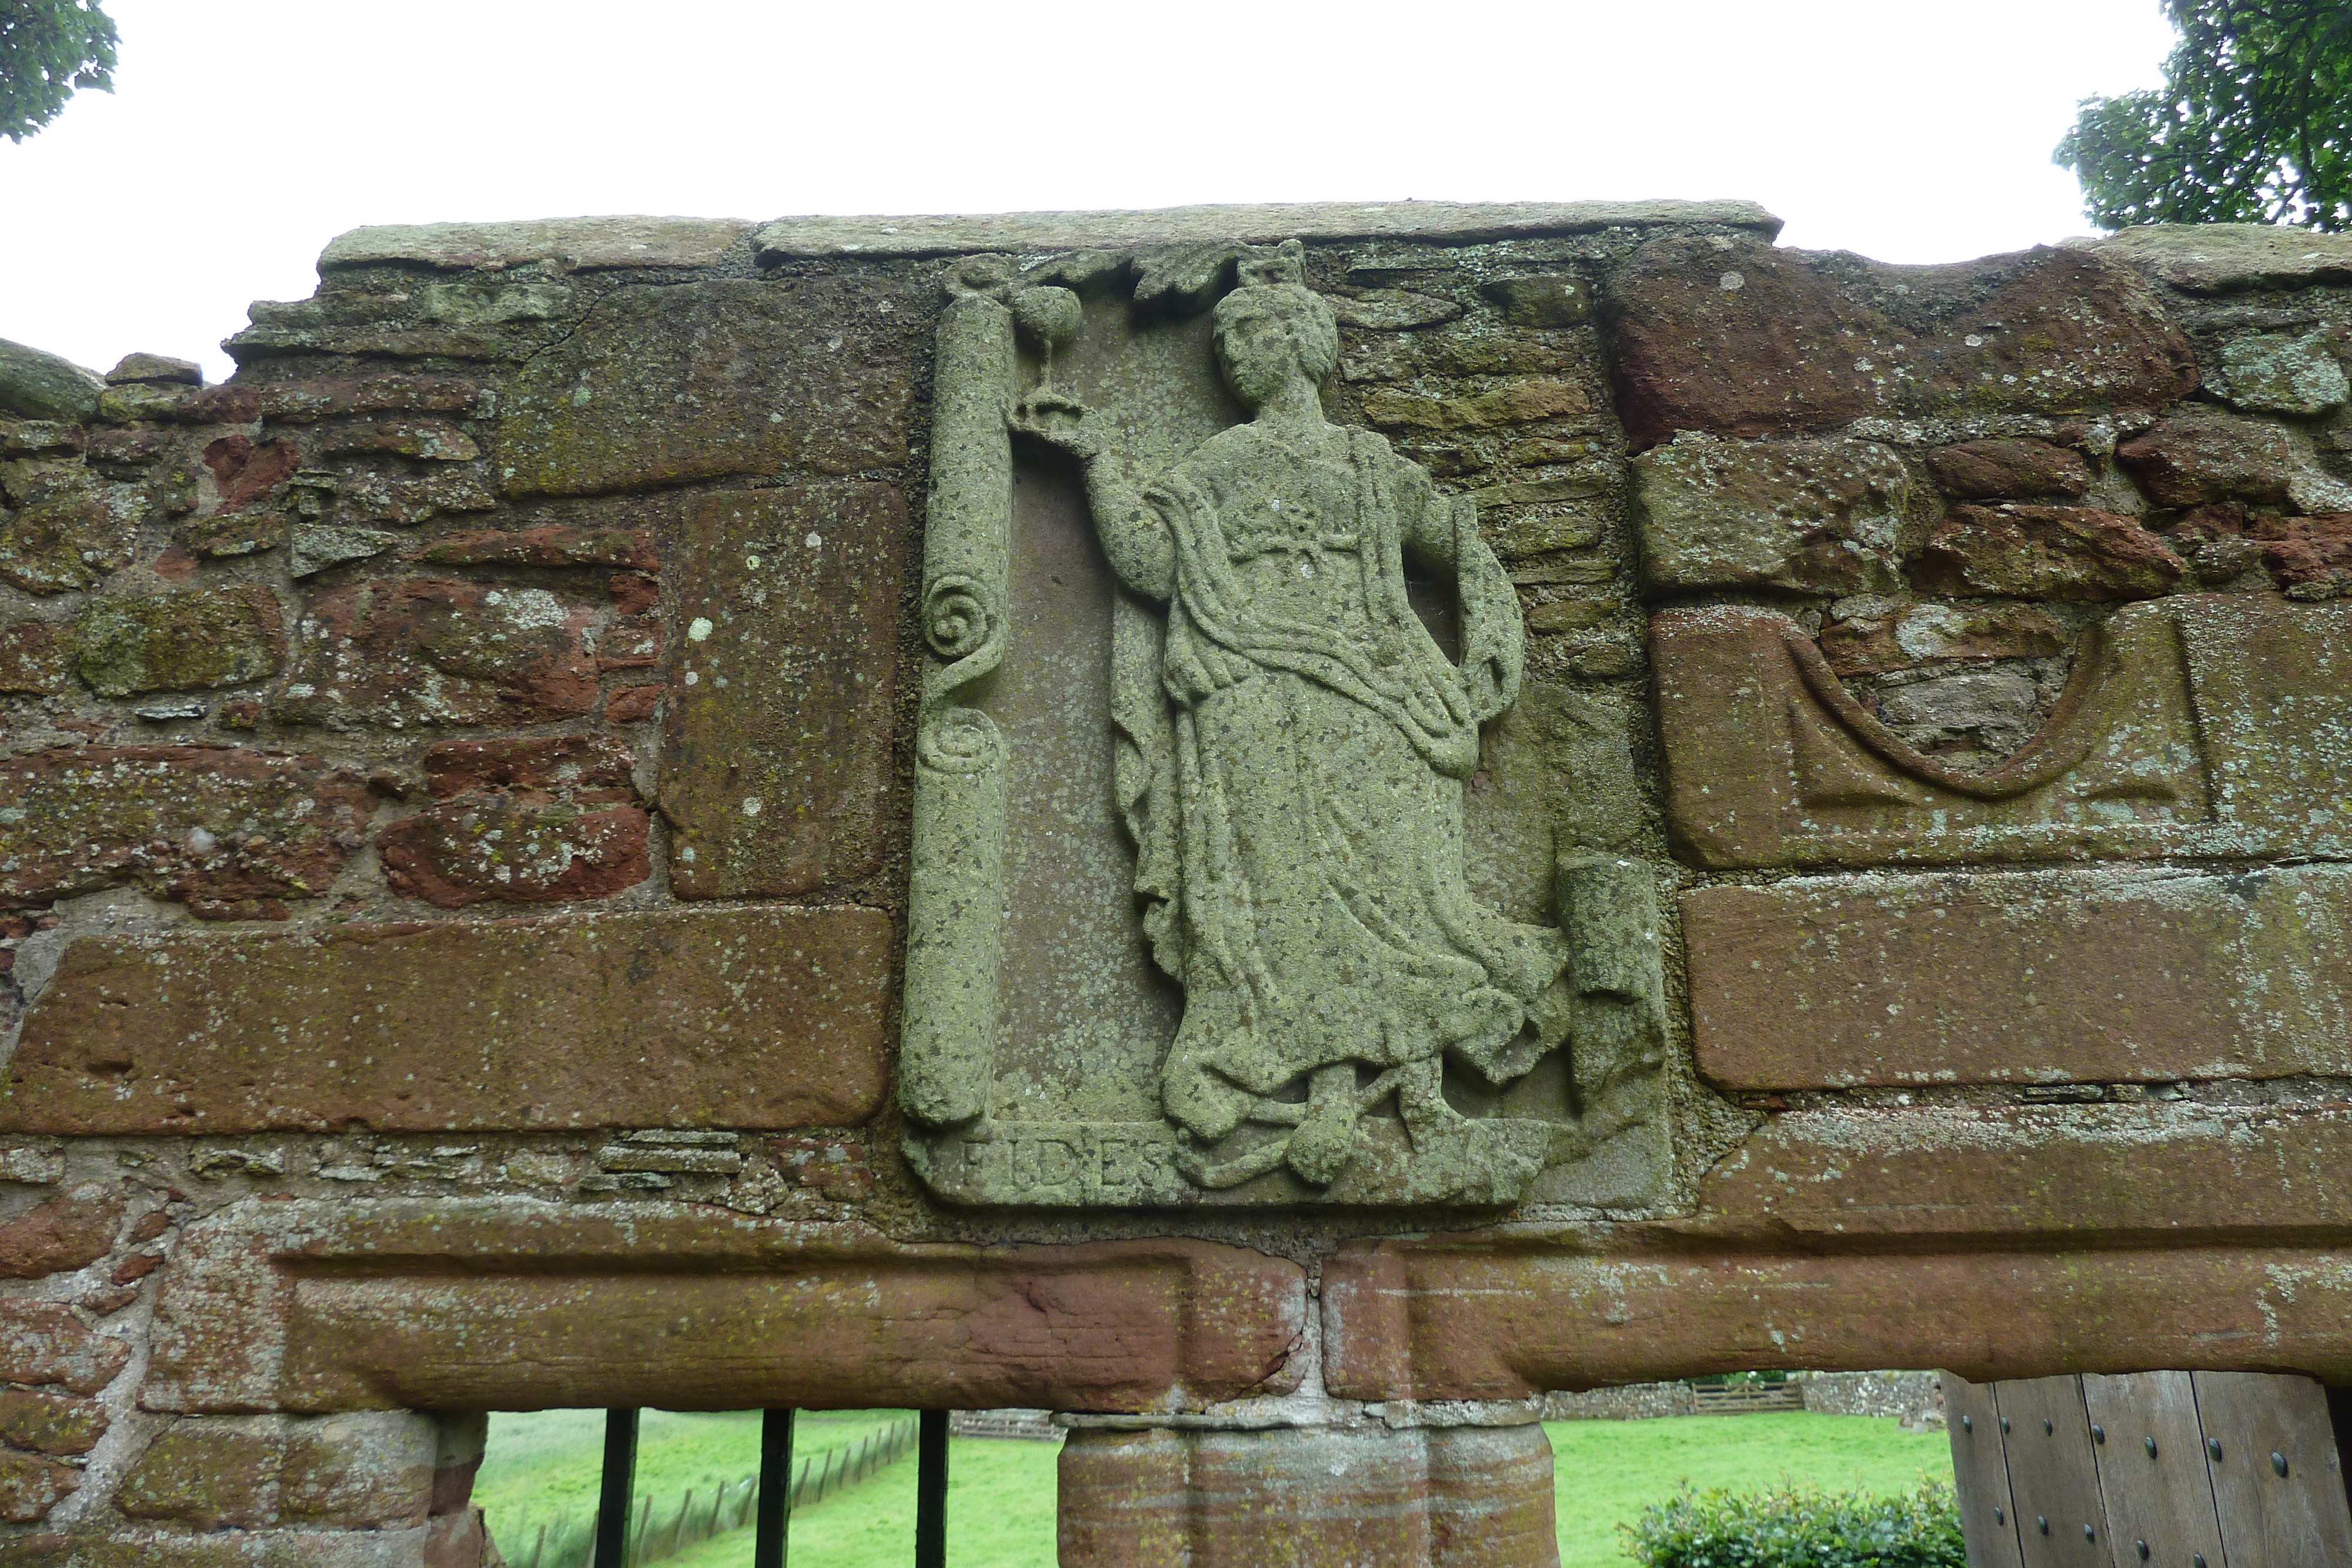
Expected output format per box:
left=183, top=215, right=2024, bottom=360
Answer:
left=1621, top=1480, right=1965, bottom=1568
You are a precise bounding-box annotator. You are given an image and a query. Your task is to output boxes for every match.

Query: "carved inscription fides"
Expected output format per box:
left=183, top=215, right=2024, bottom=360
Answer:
left=902, top=240, right=1666, bottom=1207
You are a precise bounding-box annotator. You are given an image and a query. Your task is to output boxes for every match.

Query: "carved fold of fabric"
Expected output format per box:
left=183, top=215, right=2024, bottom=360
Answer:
left=1131, top=424, right=1569, bottom=1153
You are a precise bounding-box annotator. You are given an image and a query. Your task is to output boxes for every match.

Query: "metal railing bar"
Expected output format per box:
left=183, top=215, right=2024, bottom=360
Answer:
left=593, top=1408, right=639, bottom=1568
left=754, top=1406, right=795, bottom=1568
left=914, top=1409, right=949, bottom=1568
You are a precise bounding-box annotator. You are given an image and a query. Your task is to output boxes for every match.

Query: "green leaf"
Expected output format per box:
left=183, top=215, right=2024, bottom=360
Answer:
left=0, top=0, right=121, bottom=143
left=2057, top=0, right=2352, bottom=233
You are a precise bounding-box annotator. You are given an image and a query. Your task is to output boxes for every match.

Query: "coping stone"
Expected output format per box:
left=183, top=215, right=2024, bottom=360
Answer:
left=751, top=199, right=1784, bottom=260
left=318, top=215, right=756, bottom=273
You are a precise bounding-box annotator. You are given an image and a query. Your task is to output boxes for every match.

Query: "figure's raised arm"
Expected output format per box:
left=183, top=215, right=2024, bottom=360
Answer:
left=1010, top=390, right=1175, bottom=599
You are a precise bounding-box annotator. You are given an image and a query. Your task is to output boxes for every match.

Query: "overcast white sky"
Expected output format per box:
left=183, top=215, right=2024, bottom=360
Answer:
left=2, top=0, right=2178, bottom=385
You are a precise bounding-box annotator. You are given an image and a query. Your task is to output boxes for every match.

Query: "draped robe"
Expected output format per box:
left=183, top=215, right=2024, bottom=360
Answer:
left=1104, top=420, right=1568, bottom=1147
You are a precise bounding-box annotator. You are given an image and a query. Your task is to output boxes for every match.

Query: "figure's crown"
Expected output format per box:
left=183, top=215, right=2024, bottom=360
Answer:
left=1236, top=239, right=1307, bottom=287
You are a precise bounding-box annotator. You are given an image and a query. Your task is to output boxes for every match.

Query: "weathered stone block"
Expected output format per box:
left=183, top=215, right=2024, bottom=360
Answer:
left=1361, top=380, right=1592, bottom=432
left=313, top=421, right=480, bottom=462
left=253, top=376, right=480, bottom=424
left=1911, top=504, right=2183, bottom=600
left=0, top=462, right=144, bottom=595
left=421, top=735, right=637, bottom=801
left=0, top=1300, right=129, bottom=1392
left=106, top=352, right=200, bottom=386
left=660, top=484, right=906, bottom=897
left=1606, top=237, right=2196, bottom=450
left=0, top=620, right=71, bottom=693
left=499, top=278, right=915, bottom=497
left=0, top=1388, right=109, bottom=1455
left=270, top=580, right=600, bottom=730
left=0, top=1450, right=76, bottom=1523
left=280, top=1412, right=438, bottom=1528
left=1631, top=434, right=1909, bottom=596
left=2117, top=405, right=2296, bottom=506
left=0, top=339, right=104, bottom=423
left=320, top=216, right=754, bottom=273
left=0, top=744, right=372, bottom=916
left=72, top=587, right=286, bottom=697
left=1651, top=595, right=2352, bottom=868
left=1818, top=600, right=2070, bottom=674
left=1058, top=1424, right=1560, bottom=1567
left=378, top=800, right=650, bottom=908
left=0, top=1183, right=124, bottom=1279
left=144, top=1201, right=1308, bottom=1416
left=118, top=1418, right=281, bottom=1529
left=1481, top=273, right=1592, bottom=326
left=416, top=522, right=655, bottom=570
left=1681, top=865, right=2352, bottom=1089
left=2085, top=224, right=2352, bottom=293
left=1690, top=1102, right=2352, bottom=1243
left=202, top=435, right=300, bottom=512
left=1321, top=1240, right=2352, bottom=1400
left=2253, top=513, right=2352, bottom=596
left=1924, top=437, right=2092, bottom=499
left=2216, top=328, right=2348, bottom=417
left=0, top=906, right=893, bottom=1134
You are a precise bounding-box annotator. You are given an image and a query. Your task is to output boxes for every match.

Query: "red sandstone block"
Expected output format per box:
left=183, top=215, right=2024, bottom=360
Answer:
left=0, top=905, right=893, bottom=1135
left=1606, top=237, right=2196, bottom=450
left=0, top=1387, right=109, bottom=1455
left=660, top=484, right=906, bottom=898
left=0, top=744, right=373, bottom=918
left=201, top=434, right=299, bottom=511
left=0, top=1450, right=78, bottom=1523
left=1322, top=1242, right=2352, bottom=1402
left=1681, top=866, right=2352, bottom=1089
left=1685, top=1102, right=2352, bottom=1243
left=0, top=1300, right=129, bottom=1393
left=143, top=1201, right=1307, bottom=1415
left=379, top=801, right=650, bottom=908
left=416, top=523, right=655, bottom=571
left=420, top=735, right=637, bottom=801
left=0, top=1183, right=124, bottom=1279
left=1058, top=1425, right=1559, bottom=1567
left=269, top=579, right=601, bottom=731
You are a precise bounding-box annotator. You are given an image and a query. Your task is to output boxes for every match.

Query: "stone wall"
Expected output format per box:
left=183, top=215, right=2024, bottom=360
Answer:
left=2, top=204, right=2351, bottom=1563
left=1798, top=1372, right=1944, bottom=1427
left=1539, top=1382, right=1696, bottom=1421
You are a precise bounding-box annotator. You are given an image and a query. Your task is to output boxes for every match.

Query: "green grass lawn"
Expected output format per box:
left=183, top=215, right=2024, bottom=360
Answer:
left=477, top=1409, right=907, bottom=1562
left=478, top=1409, right=1950, bottom=1568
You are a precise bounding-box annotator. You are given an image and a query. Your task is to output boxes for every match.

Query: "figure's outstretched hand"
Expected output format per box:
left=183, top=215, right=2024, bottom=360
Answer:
left=1010, top=390, right=1103, bottom=463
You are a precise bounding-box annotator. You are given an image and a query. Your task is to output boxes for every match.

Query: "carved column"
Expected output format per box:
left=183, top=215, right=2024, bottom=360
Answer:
left=1058, top=1410, right=1559, bottom=1567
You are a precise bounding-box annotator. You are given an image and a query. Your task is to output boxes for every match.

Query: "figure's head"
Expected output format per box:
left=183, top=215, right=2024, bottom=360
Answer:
left=1212, top=283, right=1340, bottom=410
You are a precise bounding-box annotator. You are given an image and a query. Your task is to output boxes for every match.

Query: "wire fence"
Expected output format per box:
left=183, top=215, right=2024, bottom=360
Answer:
left=512, top=1416, right=921, bottom=1568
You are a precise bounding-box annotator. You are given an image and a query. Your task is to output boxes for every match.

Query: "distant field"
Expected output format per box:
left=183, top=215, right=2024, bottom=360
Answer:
left=475, top=1408, right=905, bottom=1560
left=476, top=1409, right=1952, bottom=1568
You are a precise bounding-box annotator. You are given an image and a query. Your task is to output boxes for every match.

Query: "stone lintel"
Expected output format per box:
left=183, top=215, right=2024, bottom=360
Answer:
left=1322, top=1242, right=2352, bottom=1401
left=0, top=905, right=893, bottom=1134
left=318, top=215, right=756, bottom=273
left=751, top=199, right=1784, bottom=261
left=142, top=1200, right=1309, bottom=1415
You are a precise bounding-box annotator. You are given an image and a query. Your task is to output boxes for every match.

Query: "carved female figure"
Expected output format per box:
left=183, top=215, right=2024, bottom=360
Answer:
left=1015, top=246, right=1569, bottom=1194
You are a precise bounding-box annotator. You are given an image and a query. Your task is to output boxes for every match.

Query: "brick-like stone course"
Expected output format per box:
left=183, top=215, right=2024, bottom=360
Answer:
left=1681, top=866, right=2352, bottom=1089
left=0, top=906, right=893, bottom=1134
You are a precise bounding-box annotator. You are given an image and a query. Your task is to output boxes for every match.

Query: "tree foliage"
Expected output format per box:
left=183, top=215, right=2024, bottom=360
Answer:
left=2058, top=1, right=2352, bottom=232
left=0, top=0, right=117, bottom=143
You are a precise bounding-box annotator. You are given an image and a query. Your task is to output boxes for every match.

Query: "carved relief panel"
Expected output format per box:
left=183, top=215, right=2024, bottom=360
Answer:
left=901, top=240, right=1668, bottom=1208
